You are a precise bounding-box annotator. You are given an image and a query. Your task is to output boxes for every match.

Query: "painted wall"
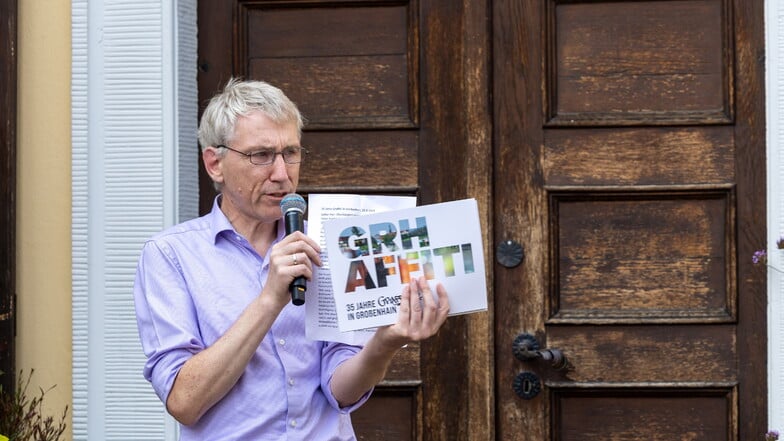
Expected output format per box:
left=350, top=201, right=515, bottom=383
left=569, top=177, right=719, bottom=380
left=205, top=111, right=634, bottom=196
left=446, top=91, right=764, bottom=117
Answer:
left=16, top=0, right=73, bottom=439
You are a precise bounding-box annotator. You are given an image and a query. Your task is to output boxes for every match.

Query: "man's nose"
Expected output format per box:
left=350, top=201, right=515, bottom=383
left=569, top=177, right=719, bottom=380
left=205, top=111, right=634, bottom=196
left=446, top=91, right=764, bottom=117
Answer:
left=268, top=153, right=290, bottom=179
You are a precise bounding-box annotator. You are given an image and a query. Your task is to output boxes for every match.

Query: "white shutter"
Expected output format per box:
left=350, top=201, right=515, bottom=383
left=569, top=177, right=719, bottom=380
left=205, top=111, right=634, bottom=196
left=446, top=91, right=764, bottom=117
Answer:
left=71, top=0, right=197, bottom=439
left=768, top=0, right=784, bottom=432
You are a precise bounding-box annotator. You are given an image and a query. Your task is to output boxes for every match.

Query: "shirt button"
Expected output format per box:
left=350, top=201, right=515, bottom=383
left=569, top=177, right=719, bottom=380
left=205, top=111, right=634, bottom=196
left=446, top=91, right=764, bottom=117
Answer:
left=290, top=420, right=297, bottom=428
left=278, top=339, right=286, bottom=346
left=288, top=378, right=295, bottom=386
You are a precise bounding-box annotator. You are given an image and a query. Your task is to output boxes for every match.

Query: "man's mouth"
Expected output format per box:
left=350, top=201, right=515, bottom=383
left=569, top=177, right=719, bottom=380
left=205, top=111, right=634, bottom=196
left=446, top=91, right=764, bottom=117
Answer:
left=266, top=191, right=290, bottom=202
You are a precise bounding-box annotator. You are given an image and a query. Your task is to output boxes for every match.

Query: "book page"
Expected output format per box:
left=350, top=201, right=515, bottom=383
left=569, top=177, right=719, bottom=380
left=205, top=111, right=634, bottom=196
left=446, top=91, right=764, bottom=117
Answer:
left=305, top=194, right=417, bottom=343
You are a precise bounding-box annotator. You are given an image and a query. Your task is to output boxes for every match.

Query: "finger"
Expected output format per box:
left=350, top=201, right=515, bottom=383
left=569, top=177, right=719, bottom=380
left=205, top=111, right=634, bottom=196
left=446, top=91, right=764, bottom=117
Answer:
left=397, top=282, right=411, bottom=329
left=300, top=246, right=322, bottom=267
left=290, top=253, right=317, bottom=282
left=284, top=239, right=322, bottom=268
left=408, top=277, right=424, bottom=332
left=417, top=276, right=440, bottom=332
left=280, top=251, right=298, bottom=270
left=288, top=251, right=306, bottom=268
left=287, top=231, right=322, bottom=255
left=434, top=283, right=450, bottom=325
left=272, top=247, right=310, bottom=281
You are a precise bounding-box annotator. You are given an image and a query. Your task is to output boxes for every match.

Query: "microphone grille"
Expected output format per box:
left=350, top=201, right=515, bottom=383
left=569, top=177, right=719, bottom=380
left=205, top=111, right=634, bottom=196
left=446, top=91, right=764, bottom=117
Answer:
left=280, top=193, right=306, bottom=214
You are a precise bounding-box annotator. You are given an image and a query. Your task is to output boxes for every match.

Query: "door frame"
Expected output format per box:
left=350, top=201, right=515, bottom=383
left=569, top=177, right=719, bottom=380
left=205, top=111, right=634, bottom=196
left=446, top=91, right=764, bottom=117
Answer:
left=0, top=0, right=17, bottom=395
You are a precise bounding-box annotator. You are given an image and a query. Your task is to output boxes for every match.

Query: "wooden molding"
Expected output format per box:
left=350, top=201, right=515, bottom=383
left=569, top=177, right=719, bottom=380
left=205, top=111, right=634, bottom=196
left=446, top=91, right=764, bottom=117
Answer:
left=0, top=0, right=17, bottom=393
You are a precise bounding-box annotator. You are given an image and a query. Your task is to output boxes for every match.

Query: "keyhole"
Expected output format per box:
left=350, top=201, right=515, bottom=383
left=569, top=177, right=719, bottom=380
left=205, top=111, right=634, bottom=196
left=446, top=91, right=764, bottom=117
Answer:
left=513, top=371, right=541, bottom=400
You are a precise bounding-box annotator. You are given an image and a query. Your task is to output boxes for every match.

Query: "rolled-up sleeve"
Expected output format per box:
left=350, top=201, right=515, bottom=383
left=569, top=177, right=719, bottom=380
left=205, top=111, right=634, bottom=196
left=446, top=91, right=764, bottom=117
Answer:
left=320, top=341, right=373, bottom=413
left=134, top=240, right=204, bottom=404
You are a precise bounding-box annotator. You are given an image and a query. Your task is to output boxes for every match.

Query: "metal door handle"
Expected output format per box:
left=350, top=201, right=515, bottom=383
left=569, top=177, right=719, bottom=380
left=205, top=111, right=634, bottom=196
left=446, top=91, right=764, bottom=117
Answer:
left=512, top=333, right=569, bottom=371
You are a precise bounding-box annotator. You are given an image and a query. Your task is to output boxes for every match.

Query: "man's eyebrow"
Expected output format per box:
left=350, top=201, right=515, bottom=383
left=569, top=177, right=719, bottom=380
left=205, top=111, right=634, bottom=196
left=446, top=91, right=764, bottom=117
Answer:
left=246, top=144, right=276, bottom=151
left=250, top=145, right=301, bottom=152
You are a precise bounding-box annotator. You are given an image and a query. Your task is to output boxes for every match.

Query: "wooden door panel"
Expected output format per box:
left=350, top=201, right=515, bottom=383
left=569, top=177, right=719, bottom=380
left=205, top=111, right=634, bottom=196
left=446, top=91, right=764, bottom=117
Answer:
left=545, top=0, right=733, bottom=126
left=299, top=131, right=419, bottom=192
left=547, top=325, right=735, bottom=382
left=543, top=127, right=736, bottom=186
left=245, top=6, right=408, bottom=55
left=351, top=387, right=419, bottom=440
left=240, top=2, right=418, bottom=130
left=553, top=387, right=735, bottom=441
left=550, top=190, right=734, bottom=322
left=251, top=55, right=413, bottom=125
left=495, top=0, right=765, bottom=440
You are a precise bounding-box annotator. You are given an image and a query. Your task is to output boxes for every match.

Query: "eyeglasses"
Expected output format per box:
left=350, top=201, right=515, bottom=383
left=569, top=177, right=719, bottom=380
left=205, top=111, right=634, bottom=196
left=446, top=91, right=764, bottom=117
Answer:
left=216, top=144, right=308, bottom=166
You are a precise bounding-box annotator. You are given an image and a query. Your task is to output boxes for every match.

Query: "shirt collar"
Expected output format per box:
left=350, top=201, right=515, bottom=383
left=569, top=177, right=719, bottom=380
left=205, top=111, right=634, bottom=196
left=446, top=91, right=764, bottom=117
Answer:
left=207, top=195, right=286, bottom=245
left=208, top=195, right=235, bottom=243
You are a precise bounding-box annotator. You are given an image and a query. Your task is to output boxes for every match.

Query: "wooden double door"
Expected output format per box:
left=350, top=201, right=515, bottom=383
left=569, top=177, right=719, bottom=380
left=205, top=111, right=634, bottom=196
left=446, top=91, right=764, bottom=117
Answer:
left=198, top=1, right=766, bottom=439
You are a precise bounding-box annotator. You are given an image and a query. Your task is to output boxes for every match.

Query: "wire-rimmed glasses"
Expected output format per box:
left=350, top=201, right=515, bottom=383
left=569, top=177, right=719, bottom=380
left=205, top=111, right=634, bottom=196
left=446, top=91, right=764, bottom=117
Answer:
left=216, top=144, right=308, bottom=165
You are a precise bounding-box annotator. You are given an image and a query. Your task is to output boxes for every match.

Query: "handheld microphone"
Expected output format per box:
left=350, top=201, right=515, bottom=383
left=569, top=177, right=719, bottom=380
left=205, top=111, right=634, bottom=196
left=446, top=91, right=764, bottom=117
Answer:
left=280, top=193, right=307, bottom=306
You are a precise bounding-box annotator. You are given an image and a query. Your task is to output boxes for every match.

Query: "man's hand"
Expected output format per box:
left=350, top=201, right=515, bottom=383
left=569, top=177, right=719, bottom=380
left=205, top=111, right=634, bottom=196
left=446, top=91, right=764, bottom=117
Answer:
left=263, top=230, right=321, bottom=310
left=330, top=276, right=450, bottom=407
left=374, top=276, right=450, bottom=350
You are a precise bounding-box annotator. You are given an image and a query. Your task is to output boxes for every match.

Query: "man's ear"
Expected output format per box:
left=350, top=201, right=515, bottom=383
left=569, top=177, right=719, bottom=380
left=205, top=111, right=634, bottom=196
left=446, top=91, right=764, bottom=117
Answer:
left=202, top=147, right=224, bottom=186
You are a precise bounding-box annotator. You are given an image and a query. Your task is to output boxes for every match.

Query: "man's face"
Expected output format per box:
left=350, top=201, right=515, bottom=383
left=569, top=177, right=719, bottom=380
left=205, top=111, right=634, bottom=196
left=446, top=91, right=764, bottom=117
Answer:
left=208, top=110, right=301, bottom=227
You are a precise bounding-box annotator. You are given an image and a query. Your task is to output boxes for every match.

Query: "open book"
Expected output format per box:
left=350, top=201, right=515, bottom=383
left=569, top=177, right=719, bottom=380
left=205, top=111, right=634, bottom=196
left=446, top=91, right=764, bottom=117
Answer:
left=305, top=194, right=488, bottom=341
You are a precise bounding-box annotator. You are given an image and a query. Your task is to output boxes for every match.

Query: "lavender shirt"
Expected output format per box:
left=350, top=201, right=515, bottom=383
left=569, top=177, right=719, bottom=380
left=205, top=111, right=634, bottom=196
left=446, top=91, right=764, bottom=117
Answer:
left=133, top=198, right=370, bottom=440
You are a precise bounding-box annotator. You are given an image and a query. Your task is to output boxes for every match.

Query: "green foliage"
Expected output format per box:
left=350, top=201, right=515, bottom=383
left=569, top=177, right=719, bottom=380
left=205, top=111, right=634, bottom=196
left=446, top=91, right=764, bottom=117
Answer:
left=0, top=370, right=68, bottom=441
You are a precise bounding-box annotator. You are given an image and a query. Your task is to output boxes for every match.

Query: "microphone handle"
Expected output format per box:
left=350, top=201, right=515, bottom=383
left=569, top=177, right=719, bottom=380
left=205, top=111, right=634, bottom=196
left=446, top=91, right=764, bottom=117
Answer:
left=290, top=277, right=307, bottom=306
left=285, top=210, right=307, bottom=306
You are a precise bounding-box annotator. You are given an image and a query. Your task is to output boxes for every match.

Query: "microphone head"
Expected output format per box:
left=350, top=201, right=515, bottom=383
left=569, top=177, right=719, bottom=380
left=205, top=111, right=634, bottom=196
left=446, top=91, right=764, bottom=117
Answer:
left=280, top=193, right=306, bottom=214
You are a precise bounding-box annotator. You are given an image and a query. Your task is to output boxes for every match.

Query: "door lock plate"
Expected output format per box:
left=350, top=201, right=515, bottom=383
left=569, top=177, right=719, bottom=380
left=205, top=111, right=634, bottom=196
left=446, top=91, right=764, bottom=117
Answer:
left=513, top=371, right=541, bottom=400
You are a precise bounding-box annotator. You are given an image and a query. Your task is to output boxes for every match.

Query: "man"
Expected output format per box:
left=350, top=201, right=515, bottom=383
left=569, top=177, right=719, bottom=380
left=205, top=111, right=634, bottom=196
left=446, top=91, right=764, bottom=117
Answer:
left=133, top=79, right=450, bottom=440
